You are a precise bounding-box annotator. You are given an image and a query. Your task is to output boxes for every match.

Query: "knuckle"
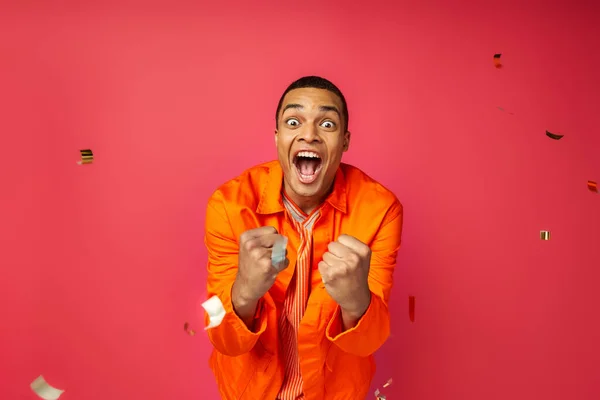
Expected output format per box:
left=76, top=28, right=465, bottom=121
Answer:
left=242, top=239, right=254, bottom=252
left=361, top=245, right=371, bottom=257
left=348, top=253, right=360, bottom=265
left=249, top=247, right=263, bottom=260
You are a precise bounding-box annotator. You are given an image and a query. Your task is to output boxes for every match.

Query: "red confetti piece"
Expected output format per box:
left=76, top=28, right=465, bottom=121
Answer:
left=546, top=130, right=564, bottom=140
left=493, top=53, right=502, bottom=68
left=409, top=296, right=415, bottom=322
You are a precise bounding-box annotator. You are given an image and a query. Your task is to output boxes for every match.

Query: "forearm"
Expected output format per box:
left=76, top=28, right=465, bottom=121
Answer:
left=231, top=280, right=260, bottom=330
left=205, top=280, right=268, bottom=357
left=327, top=292, right=390, bottom=357
left=340, top=290, right=371, bottom=331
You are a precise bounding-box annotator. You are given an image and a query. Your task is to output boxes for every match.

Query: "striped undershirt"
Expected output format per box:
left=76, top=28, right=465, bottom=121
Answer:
left=276, top=193, right=321, bottom=400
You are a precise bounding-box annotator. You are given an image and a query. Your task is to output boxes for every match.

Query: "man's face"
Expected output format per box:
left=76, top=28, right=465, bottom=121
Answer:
left=275, top=87, right=350, bottom=208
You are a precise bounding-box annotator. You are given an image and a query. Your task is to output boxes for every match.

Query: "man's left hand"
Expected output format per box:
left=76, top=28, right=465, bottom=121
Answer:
left=318, top=234, right=372, bottom=319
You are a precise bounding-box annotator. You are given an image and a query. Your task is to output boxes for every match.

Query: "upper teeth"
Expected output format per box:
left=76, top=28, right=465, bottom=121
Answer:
left=297, top=151, right=320, bottom=158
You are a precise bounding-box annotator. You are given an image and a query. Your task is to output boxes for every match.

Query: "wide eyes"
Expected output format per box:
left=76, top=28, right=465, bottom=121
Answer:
left=284, top=118, right=336, bottom=129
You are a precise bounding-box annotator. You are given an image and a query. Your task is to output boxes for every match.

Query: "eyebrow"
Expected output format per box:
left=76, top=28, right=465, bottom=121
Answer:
left=282, top=103, right=341, bottom=118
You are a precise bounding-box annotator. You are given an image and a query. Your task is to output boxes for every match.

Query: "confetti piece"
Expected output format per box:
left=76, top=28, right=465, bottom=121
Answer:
left=271, top=236, right=288, bottom=271
left=183, top=322, right=196, bottom=336
left=409, top=295, right=415, bottom=322
left=545, top=130, right=564, bottom=140
left=493, top=53, right=502, bottom=68
left=31, top=376, right=64, bottom=400
left=588, top=180, right=598, bottom=193
left=76, top=149, right=94, bottom=165
left=540, top=230, right=550, bottom=240
left=202, top=295, right=226, bottom=330
left=383, top=378, right=392, bottom=388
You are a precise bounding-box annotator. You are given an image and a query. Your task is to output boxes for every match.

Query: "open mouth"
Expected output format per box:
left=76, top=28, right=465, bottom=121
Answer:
left=293, top=150, right=323, bottom=184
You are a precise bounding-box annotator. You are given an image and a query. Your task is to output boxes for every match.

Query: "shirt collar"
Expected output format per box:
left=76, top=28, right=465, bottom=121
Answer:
left=256, top=161, right=347, bottom=215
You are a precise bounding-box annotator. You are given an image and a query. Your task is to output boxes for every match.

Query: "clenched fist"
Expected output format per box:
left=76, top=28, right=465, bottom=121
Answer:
left=319, top=234, right=372, bottom=319
left=232, top=226, right=289, bottom=326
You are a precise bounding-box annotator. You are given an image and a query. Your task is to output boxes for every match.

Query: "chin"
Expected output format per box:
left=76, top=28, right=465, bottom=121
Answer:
left=288, top=178, right=318, bottom=195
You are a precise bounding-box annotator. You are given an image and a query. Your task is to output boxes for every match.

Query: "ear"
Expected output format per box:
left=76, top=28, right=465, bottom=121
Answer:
left=274, top=129, right=278, bottom=146
left=343, top=131, right=351, bottom=152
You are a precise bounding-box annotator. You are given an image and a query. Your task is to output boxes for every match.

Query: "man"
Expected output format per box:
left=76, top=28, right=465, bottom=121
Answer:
left=204, top=76, right=403, bottom=400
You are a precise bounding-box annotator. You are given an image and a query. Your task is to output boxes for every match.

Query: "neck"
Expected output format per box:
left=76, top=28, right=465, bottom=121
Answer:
left=290, top=196, right=321, bottom=215
left=283, top=183, right=334, bottom=215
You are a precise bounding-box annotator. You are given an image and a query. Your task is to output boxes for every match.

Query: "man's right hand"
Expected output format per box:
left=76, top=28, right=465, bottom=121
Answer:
left=232, top=226, right=289, bottom=326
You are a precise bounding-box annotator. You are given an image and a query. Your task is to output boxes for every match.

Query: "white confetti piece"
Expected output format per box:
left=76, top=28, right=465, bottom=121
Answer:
left=31, top=375, right=64, bottom=400
left=271, top=236, right=288, bottom=271
left=374, top=388, right=386, bottom=399
left=202, top=295, right=226, bottom=330
left=383, top=377, right=392, bottom=388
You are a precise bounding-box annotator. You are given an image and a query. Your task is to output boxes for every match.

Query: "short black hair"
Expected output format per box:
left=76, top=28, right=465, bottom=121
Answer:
left=275, top=76, right=349, bottom=131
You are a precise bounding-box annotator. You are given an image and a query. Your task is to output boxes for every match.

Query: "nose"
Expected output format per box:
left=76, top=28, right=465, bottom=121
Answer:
left=297, top=124, right=321, bottom=143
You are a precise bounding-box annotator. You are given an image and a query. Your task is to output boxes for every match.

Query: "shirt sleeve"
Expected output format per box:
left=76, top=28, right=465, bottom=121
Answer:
left=325, top=199, right=403, bottom=357
left=203, top=191, right=270, bottom=357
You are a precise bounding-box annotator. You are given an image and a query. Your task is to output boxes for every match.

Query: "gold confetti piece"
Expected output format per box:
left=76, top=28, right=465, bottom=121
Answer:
left=409, top=295, right=415, bottom=322
left=184, top=322, right=196, bottom=336
left=545, top=130, right=564, bottom=140
left=540, top=230, right=550, bottom=240
left=383, top=378, right=392, bottom=388
left=493, top=53, right=502, bottom=68
left=77, top=149, right=94, bottom=165
left=588, top=180, right=598, bottom=193
left=202, top=295, right=226, bottom=330
left=31, top=376, right=64, bottom=400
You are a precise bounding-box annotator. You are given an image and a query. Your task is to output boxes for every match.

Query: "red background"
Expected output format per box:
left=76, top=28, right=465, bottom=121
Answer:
left=1, top=0, right=599, bottom=399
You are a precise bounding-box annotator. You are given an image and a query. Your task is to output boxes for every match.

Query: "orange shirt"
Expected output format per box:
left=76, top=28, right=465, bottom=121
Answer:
left=204, top=160, right=403, bottom=400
